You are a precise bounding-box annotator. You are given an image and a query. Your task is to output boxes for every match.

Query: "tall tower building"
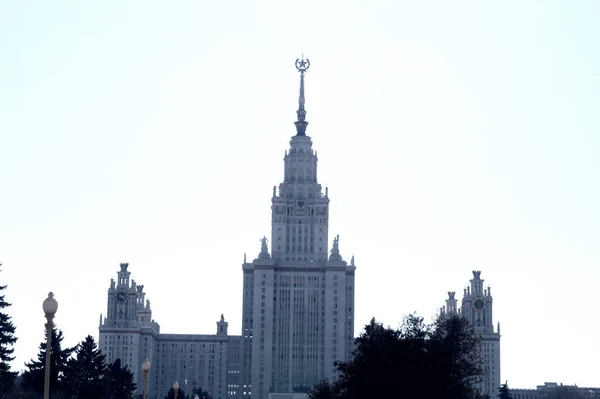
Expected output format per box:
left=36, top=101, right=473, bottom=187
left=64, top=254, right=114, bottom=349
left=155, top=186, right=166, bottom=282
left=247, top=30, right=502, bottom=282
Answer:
left=450, top=271, right=501, bottom=398
left=239, top=57, right=356, bottom=399
left=99, top=263, right=161, bottom=398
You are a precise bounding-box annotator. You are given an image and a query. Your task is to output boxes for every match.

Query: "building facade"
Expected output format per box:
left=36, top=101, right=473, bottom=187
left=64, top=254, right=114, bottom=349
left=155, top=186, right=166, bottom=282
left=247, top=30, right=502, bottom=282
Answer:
left=512, top=382, right=600, bottom=398
left=98, top=263, right=240, bottom=399
left=239, top=57, right=356, bottom=399
left=99, top=58, right=355, bottom=399
left=441, top=271, right=501, bottom=398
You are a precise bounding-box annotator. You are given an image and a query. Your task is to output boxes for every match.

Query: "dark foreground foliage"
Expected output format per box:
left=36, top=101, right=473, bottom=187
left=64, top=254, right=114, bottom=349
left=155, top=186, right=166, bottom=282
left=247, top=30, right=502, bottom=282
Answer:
left=311, top=313, right=485, bottom=399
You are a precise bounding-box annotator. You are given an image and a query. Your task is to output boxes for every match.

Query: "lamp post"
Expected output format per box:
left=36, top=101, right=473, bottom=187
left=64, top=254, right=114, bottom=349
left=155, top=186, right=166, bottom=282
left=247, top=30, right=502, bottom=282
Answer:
left=42, top=292, right=58, bottom=399
left=141, top=359, right=151, bottom=399
left=194, top=395, right=199, bottom=399
left=173, top=381, right=180, bottom=399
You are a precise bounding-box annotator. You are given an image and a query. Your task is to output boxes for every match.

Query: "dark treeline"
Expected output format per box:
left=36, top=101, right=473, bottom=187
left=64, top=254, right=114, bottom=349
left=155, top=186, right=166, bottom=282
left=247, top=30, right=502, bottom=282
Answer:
left=308, top=314, right=515, bottom=399
left=0, top=260, right=136, bottom=398
left=5, top=328, right=136, bottom=399
left=1, top=261, right=517, bottom=399
left=0, top=262, right=212, bottom=399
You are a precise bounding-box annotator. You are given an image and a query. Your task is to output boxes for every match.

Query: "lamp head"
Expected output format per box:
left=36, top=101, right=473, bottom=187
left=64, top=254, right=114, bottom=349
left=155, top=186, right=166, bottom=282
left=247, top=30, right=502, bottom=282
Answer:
left=42, top=292, right=58, bottom=317
left=141, top=359, right=151, bottom=372
left=173, top=381, right=179, bottom=391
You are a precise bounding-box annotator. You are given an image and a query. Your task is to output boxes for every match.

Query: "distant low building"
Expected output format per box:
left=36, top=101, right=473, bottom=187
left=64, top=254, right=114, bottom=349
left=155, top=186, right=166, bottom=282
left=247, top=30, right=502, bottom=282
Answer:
left=512, top=382, right=600, bottom=398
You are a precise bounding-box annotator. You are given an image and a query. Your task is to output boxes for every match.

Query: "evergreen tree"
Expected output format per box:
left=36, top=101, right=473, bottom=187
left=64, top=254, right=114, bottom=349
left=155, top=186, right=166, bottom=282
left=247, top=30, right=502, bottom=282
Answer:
left=2, top=373, right=25, bottom=399
left=0, top=262, right=18, bottom=395
left=498, top=381, right=513, bottom=399
left=63, top=335, right=107, bottom=399
left=104, top=358, right=136, bottom=399
left=21, top=326, right=74, bottom=398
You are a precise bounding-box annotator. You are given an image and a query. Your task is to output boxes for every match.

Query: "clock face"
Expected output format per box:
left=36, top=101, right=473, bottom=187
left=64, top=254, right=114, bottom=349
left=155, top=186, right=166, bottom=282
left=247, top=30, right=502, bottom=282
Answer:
left=117, top=292, right=126, bottom=302
left=472, top=297, right=485, bottom=310
left=296, top=198, right=305, bottom=209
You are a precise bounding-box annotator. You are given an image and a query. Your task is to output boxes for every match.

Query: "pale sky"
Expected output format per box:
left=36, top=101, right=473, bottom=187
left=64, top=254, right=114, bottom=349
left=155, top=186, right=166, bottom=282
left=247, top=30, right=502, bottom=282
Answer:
left=1, top=0, right=599, bottom=390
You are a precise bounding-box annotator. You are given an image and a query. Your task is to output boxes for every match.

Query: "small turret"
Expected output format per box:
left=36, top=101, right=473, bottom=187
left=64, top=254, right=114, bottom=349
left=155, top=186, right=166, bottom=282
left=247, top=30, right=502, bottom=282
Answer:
left=217, top=314, right=229, bottom=336
left=445, top=291, right=458, bottom=314
left=470, top=270, right=484, bottom=295
left=117, top=263, right=131, bottom=287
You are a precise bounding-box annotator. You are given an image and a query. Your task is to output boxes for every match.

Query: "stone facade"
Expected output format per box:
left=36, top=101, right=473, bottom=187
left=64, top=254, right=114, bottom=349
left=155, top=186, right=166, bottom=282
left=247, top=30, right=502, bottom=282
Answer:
left=99, top=58, right=356, bottom=399
left=98, top=263, right=240, bottom=399
left=512, top=382, right=600, bottom=398
left=441, top=271, right=501, bottom=398
left=239, top=58, right=355, bottom=398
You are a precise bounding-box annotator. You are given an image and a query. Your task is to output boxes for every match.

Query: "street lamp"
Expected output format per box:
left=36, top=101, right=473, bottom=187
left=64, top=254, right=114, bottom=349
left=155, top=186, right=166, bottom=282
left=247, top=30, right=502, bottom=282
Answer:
left=141, top=359, right=151, bottom=399
left=194, top=395, right=199, bottom=399
left=173, top=381, right=180, bottom=399
left=42, top=292, right=58, bottom=399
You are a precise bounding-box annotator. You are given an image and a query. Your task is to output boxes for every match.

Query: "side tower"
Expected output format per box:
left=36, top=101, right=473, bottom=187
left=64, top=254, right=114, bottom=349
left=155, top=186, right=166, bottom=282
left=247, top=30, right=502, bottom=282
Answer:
left=440, top=291, right=459, bottom=315
left=99, top=263, right=160, bottom=398
left=459, top=271, right=501, bottom=398
left=240, top=57, right=356, bottom=399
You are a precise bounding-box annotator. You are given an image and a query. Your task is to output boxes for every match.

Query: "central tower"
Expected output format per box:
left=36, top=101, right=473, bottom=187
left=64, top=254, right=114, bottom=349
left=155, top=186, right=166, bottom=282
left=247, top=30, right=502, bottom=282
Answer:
left=271, top=57, right=330, bottom=263
left=240, top=57, right=356, bottom=399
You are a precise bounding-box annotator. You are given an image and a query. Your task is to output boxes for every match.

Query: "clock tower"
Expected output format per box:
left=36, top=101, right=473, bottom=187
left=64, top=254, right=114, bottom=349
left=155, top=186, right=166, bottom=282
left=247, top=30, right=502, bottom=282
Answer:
left=106, top=263, right=140, bottom=325
left=459, top=270, right=501, bottom=398
left=100, top=263, right=160, bottom=398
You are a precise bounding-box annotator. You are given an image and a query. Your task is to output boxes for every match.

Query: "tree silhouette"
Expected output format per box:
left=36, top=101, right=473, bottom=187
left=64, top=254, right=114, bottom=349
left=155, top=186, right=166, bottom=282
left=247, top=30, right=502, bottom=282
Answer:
left=497, top=381, right=513, bottom=398
left=104, top=358, right=137, bottom=399
left=334, top=313, right=483, bottom=399
left=0, top=262, right=17, bottom=395
left=63, top=335, right=107, bottom=399
left=309, top=379, right=339, bottom=399
left=21, top=326, right=74, bottom=397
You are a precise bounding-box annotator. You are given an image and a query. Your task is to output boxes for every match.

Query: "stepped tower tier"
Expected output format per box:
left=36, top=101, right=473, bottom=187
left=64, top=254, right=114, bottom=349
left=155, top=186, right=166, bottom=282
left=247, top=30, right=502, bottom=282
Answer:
left=454, top=270, right=501, bottom=398
left=240, top=57, right=356, bottom=399
left=271, top=56, right=329, bottom=263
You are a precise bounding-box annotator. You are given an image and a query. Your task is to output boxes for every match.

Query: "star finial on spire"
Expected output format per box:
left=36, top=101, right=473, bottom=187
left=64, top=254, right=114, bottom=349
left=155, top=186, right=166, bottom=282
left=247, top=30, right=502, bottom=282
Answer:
left=294, top=55, right=310, bottom=136
left=296, top=54, right=309, bottom=71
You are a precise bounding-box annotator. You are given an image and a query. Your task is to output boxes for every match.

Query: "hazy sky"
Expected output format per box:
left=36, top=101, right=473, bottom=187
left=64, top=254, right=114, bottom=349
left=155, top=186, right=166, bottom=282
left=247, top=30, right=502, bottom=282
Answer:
left=1, top=0, right=599, bottom=389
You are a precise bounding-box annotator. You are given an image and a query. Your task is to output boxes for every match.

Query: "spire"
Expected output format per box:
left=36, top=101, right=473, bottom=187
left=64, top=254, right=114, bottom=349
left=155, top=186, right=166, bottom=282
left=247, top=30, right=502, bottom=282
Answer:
left=294, top=55, right=310, bottom=136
